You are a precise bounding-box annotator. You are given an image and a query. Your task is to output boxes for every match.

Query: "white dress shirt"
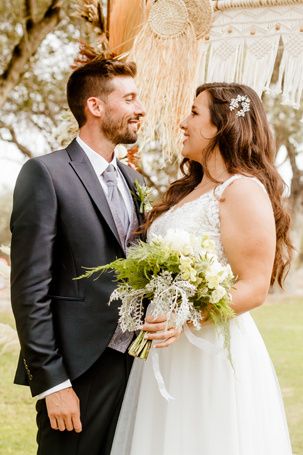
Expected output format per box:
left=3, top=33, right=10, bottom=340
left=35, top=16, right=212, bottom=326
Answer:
left=36, top=137, right=133, bottom=399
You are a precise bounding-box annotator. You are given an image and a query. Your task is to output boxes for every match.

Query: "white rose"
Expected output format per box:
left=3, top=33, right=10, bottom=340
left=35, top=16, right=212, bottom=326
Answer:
left=210, top=285, right=227, bottom=303
left=205, top=261, right=225, bottom=288
left=219, top=264, right=234, bottom=282
left=180, top=256, right=197, bottom=282
left=164, top=229, right=193, bottom=255
left=201, top=236, right=216, bottom=252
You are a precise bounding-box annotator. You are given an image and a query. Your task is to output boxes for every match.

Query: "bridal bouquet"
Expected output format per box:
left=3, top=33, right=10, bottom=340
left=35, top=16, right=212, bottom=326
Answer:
left=77, top=229, right=235, bottom=359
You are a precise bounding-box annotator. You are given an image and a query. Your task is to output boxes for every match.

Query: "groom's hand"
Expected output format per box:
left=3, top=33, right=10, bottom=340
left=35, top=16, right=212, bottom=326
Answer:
left=142, top=314, right=182, bottom=348
left=45, top=387, right=82, bottom=433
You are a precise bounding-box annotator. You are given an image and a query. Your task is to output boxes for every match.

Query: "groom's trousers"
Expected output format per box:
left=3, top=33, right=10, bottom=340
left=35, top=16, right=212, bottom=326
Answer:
left=36, top=348, right=133, bottom=455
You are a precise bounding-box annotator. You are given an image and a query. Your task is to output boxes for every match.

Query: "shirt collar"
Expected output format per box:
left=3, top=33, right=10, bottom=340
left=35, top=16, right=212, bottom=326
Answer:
left=76, top=136, right=118, bottom=176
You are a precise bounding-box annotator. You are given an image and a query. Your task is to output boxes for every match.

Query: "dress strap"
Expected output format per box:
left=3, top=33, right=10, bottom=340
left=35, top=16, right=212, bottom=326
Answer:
left=214, top=174, right=267, bottom=199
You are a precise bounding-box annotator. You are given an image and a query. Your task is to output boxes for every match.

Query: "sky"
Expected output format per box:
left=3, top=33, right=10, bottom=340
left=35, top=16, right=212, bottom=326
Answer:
left=0, top=129, right=51, bottom=192
left=0, top=142, right=24, bottom=191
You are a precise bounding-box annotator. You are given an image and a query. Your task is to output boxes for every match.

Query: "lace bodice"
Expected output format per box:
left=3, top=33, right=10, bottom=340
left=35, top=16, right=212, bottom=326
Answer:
left=147, top=175, right=265, bottom=265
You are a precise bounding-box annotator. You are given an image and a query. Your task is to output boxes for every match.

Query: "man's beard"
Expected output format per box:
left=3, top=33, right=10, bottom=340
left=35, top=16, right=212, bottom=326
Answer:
left=101, top=109, right=139, bottom=145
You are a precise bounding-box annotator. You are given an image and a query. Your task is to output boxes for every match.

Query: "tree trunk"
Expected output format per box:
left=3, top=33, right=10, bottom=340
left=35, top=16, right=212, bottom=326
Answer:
left=0, top=0, right=62, bottom=109
left=282, top=142, right=303, bottom=292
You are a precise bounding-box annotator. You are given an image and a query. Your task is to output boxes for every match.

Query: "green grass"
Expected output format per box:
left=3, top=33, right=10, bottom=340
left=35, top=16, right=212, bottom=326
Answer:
left=0, top=308, right=36, bottom=455
left=0, top=297, right=302, bottom=454
left=252, top=296, right=303, bottom=455
left=0, top=352, right=36, bottom=455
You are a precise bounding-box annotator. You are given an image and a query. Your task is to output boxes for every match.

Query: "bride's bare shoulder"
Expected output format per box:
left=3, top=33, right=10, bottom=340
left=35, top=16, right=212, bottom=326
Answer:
left=220, top=175, right=269, bottom=204
left=219, top=175, right=274, bottom=229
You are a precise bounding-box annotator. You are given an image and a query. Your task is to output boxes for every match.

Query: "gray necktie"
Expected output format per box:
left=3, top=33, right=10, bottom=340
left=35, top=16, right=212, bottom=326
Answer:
left=103, top=164, right=133, bottom=353
left=103, top=164, right=130, bottom=247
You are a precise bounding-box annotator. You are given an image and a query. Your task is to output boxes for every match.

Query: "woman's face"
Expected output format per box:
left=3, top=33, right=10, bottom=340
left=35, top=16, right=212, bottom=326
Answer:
left=180, top=90, right=217, bottom=163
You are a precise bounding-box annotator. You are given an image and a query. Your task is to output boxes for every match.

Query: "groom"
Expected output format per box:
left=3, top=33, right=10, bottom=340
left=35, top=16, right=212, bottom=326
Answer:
left=10, top=58, right=156, bottom=454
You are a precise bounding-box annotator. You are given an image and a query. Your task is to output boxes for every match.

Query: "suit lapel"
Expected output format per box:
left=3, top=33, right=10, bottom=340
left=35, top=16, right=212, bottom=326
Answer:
left=117, top=161, right=144, bottom=226
left=66, top=139, right=123, bottom=250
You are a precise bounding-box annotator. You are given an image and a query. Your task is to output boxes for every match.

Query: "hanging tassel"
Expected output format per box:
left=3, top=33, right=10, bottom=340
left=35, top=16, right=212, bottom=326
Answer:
left=206, top=37, right=245, bottom=83
left=277, top=33, right=303, bottom=108
left=241, top=35, right=280, bottom=96
left=129, top=0, right=199, bottom=161
left=109, top=0, right=150, bottom=56
left=196, top=40, right=210, bottom=86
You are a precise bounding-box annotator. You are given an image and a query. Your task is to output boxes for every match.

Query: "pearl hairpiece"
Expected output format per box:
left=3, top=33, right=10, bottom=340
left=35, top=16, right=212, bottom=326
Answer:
left=229, top=95, right=251, bottom=117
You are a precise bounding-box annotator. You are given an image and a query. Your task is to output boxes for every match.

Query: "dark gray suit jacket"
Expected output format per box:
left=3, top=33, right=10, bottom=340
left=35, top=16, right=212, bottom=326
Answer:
left=10, top=138, right=145, bottom=396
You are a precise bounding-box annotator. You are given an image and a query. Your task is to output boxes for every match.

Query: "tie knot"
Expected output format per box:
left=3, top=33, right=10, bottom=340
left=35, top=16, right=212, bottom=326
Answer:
left=103, top=164, right=117, bottom=186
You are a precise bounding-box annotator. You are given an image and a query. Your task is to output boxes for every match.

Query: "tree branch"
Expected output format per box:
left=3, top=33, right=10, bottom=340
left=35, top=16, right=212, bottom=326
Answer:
left=276, top=148, right=289, bottom=169
left=0, top=0, right=62, bottom=109
left=30, top=117, right=55, bottom=150
left=285, top=140, right=303, bottom=217
left=24, top=0, right=36, bottom=23
left=106, top=0, right=111, bottom=39
left=0, top=121, right=33, bottom=158
left=286, top=140, right=303, bottom=180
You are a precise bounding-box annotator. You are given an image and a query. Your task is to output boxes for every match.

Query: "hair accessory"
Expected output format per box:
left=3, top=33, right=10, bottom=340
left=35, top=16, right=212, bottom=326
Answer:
left=229, top=95, right=251, bottom=117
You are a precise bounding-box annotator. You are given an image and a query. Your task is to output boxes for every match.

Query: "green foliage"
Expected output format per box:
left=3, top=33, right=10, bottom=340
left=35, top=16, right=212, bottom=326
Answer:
left=133, top=180, right=154, bottom=214
left=76, top=239, right=181, bottom=289
left=264, top=92, right=303, bottom=148
left=0, top=2, right=83, bottom=154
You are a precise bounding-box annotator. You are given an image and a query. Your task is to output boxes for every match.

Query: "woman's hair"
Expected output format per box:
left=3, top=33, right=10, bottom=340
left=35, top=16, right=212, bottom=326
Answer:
left=143, top=82, right=293, bottom=286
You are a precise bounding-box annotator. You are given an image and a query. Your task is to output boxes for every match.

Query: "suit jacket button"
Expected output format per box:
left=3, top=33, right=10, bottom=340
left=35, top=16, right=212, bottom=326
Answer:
left=23, top=358, right=33, bottom=381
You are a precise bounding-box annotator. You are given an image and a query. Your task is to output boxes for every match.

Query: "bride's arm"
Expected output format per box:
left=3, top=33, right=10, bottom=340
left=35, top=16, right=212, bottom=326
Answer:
left=220, top=178, right=276, bottom=315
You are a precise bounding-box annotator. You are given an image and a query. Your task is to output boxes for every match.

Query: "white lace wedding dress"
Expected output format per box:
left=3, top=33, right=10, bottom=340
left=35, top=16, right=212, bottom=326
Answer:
left=110, top=175, right=293, bottom=455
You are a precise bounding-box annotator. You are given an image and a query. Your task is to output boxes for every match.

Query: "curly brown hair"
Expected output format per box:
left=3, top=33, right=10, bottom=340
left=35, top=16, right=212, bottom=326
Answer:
left=144, top=82, right=293, bottom=287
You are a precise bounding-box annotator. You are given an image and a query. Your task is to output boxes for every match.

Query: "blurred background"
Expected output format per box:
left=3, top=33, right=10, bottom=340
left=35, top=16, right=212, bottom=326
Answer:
left=0, top=0, right=302, bottom=454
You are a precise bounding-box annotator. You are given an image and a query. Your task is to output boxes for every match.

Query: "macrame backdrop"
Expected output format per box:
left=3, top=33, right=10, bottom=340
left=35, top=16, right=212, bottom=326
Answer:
left=126, top=0, right=303, bottom=160
left=201, top=1, right=303, bottom=107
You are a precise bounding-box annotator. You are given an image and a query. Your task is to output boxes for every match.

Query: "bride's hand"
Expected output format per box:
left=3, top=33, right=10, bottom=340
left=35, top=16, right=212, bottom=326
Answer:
left=142, top=314, right=182, bottom=348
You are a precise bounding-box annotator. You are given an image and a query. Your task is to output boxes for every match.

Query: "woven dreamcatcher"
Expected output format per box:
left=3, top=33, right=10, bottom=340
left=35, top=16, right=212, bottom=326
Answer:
left=129, top=0, right=213, bottom=160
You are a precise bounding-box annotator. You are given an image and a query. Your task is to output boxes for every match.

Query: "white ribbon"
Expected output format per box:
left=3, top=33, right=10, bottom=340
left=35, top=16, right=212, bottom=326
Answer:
left=151, top=324, right=223, bottom=401
left=151, top=349, right=175, bottom=401
left=183, top=324, right=222, bottom=355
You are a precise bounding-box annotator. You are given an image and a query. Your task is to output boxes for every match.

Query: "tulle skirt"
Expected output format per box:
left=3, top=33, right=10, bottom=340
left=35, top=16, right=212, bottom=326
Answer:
left=110, top=312, right=292, bottom=455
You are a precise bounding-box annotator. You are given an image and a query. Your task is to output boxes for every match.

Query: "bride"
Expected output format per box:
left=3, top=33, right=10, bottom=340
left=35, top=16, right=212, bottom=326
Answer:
left=110, top=82, right=293, bottom=454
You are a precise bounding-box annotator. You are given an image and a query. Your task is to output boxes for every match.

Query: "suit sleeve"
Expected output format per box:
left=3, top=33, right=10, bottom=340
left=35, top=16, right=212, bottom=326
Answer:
left=10, top=158, right=69, bottom=396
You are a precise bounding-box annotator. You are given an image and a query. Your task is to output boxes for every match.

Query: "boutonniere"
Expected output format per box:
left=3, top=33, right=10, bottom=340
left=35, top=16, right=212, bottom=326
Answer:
left=133, top=180, right=154, bottom=214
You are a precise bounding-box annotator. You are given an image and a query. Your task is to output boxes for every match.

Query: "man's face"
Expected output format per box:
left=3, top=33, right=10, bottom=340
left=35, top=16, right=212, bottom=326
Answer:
left=100, top=77, right=145, bottom=145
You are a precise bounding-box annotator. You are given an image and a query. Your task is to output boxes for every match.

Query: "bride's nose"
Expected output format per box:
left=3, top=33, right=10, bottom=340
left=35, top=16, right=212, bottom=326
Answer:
left=180, top=117, right=187, bottom=130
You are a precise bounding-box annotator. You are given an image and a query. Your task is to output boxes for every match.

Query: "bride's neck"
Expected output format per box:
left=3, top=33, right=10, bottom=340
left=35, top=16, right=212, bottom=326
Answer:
left=199, top=148, right=230, bottom=185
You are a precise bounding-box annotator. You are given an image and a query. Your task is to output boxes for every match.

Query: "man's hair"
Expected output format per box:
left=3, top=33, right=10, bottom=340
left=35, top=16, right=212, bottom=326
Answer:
left=66, top=58, right=137, bottom=127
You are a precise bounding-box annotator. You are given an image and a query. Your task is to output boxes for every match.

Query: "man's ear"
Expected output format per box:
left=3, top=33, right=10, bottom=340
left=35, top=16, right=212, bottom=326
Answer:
left=86, top=97, right=104, bottom=118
